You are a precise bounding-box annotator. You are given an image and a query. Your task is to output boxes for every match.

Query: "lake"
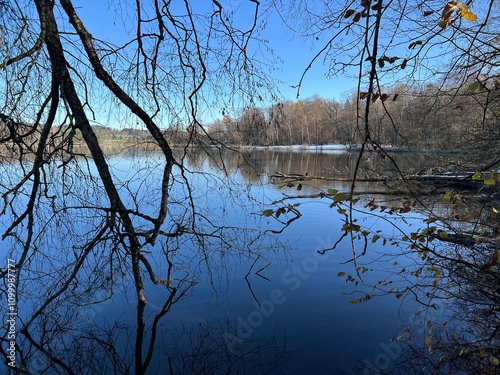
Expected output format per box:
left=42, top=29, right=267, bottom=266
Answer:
left=1, top=147, right=461, bottom=374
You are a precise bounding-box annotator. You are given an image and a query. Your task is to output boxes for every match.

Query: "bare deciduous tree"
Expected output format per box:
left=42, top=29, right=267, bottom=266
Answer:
left=0, top=1, right=284, bottom=373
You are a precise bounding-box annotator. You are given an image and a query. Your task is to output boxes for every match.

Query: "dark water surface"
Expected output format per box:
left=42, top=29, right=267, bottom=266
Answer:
left=2, top=148, right=452, bottom=374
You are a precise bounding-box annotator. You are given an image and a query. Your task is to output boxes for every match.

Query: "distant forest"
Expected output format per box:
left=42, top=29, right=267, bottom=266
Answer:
left=86, top=79, right=499, bottom=153
left=207, top=81, right=499, bottom=151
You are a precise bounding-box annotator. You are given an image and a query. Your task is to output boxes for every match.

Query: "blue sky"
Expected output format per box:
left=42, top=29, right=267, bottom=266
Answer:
left=256, top=18, right=353, bottom=101
left=261, top=25, right=356, bottom=101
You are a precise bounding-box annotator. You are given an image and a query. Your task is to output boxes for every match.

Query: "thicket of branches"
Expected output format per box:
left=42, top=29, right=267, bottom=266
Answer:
left=0, top=0, right=284, bottom=374
left=264, top=0, right=500, bottom=373
left=0, top=0, right=499, bottom=374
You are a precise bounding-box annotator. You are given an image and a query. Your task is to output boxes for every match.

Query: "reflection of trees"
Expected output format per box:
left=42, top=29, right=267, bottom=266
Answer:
left=273, top=180, right=500, bottom=374
left=328, top=193, right=500, bottom=374
left=384, top=240, right=500, bottom=375
left=0, top=152, right=289, bottom=374
left=163, top=320, right=290, bottom=374
left=212, top=148, right=458, bottom=192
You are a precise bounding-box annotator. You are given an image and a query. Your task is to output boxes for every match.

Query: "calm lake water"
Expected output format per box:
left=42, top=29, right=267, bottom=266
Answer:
left=2, top=147, right=454, bottom=374
left=117, top=148, right=441, bottom=374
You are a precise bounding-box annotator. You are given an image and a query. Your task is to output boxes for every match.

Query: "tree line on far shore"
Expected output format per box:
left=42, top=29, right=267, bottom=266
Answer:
left=6, top=77, right=496, bottom=161
left=206, top=80, right=499, bottom=152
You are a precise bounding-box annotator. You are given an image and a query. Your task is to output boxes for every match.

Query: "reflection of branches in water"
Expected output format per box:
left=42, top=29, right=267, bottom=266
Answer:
left=163, top=319, right=291, bottom=375
left=354, top=238, right=500, bottom=374
left=245, top=255, right=272, bottom=308
left=424, top=245, right=500, bottom=372
left=0, top=0, right=282, bottom=371
left=0, top=149, right=288, bottom=374
left=267, top=179, right=500, bottom=374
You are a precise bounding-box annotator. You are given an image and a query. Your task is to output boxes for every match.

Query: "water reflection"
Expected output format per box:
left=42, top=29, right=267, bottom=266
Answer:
left=0, top=147, right=494, bottom=374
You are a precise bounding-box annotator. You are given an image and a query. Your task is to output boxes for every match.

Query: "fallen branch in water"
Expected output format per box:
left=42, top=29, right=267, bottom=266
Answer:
left=270, top=171, right=394, bottom=182
left=270, top=171, right=484, bottom=187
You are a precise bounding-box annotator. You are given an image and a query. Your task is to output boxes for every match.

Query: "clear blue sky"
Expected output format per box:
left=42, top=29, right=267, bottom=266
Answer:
left=256, top=11, right=355, bottom=101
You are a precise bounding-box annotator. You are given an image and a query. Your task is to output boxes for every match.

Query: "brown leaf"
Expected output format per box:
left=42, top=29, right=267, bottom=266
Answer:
left=344, top=9, right=356, bottom=18
left=362, top=0, right=371, bottom=10
left=401, top=59, right=408, bottom=69
left=439, top=2, right=458, bottom=30
left=360, top=91, right=369, bottom=99
left=393, top=93, right=399, bottom=101
left=378, top=58, right=385, bottom=68
left=438, top=18, right=452, bottom=29
left=371, top=2, right=382, bottom=11
left=380, top=94, right=389, bottom=102
left=482, top=249, right=500, bottom=270
left=371, top=93, right=380, bottom=103
left=423, top=10, right=434, bottom=16
left=353, top=12, right=361, bottom=22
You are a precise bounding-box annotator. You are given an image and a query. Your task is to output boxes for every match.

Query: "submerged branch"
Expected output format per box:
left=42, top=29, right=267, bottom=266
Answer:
left=270, top=171, right=487, bottom=191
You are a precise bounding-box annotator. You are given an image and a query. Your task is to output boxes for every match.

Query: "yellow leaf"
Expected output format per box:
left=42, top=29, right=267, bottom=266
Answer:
left=425, top=336, right=432, bottom=346
left=327, top=188, right=339, bottom=195
left=334, top=192, right=351, bottom=202
left=438, top=229, right=448, bottom=239
left=472, top=171, right=481, bottom=180
left=443, top=191, right=453, bottom=200
left=493, top=207, right=498, bottom=214
left=489, top=356, right=500, bottom=366
left=460, top=9, right=477, bottom=21
left=484, top=177, right=495, bottom=186
left=263, top=209, right=274, bottom=217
